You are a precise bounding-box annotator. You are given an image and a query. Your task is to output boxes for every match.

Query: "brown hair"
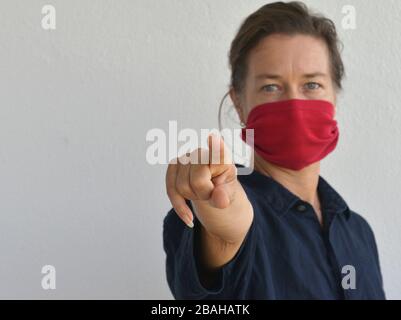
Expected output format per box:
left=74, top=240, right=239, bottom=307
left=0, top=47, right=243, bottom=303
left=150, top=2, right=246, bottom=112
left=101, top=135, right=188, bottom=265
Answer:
left=229, top=1, right=345, bottom=96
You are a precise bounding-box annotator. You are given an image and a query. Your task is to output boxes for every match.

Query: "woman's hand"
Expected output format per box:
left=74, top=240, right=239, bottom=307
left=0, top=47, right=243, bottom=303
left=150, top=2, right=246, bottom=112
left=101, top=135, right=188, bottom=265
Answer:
left=166, top=134, right=237, bottom=226
left=165, top=133, right=253, bottom=268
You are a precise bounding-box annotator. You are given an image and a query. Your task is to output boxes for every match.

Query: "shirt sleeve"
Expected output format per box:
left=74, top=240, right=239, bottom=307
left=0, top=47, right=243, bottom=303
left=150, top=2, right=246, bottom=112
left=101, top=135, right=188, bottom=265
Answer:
left=352, top=212, right=386, bottom=299
left=363, top=218, right=386, bottom=299
left=162, top=197, right=257, bottom=299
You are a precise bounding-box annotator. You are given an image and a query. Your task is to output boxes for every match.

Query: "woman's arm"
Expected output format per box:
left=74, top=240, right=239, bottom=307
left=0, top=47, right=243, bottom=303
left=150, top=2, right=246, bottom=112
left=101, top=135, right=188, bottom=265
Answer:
left=165, top=134, right=254, bottom=289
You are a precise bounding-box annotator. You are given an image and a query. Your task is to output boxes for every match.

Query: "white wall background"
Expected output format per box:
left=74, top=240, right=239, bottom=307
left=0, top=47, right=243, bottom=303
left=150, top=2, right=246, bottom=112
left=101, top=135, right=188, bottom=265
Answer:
left=0, top=0, right=400, bottom=299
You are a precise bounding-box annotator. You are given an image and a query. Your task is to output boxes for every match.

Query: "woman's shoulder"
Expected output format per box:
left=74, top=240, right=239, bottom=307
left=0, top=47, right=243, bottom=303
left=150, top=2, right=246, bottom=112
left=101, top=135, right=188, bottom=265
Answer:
left=347, top=209, right=376, bottom=235
left=342, top=208, right=381, bottom=255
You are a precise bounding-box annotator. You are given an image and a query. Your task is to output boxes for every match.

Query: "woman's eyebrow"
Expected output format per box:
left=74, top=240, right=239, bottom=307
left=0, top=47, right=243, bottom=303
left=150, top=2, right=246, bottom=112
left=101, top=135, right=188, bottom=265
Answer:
left=302, top=72, right=328, bottom=78
left=255, top=73, right=282, bottom=80
left=255, top=72, right=328, bottom=81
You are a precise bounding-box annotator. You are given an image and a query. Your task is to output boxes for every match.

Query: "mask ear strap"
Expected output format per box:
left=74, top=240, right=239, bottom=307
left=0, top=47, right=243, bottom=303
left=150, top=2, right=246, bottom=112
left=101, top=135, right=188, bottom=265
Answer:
left=219, top=90, right=246, bottom=130
left=218, top=91, right=230, bottom=131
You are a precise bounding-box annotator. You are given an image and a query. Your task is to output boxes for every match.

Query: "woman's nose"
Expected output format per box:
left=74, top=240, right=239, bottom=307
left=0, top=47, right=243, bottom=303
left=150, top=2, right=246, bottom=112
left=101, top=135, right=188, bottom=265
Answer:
left=282, top=87, right=305, bottom=100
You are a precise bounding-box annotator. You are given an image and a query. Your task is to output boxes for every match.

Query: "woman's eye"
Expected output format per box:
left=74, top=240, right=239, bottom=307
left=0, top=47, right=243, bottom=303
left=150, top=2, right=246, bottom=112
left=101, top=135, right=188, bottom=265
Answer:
left=305, top=82, right=322, bottom=90
left=262, top=84, right=280, bottom=92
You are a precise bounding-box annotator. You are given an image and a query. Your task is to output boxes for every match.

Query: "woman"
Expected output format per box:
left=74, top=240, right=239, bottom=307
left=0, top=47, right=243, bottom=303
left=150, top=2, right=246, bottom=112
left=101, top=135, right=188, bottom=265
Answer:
left=163, top=1, right=385, bottom=299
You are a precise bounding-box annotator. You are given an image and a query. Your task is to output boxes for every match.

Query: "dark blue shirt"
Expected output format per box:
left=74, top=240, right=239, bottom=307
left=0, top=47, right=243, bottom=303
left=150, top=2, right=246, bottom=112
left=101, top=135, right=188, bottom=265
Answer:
left=163, top=165, right=386, bottom=299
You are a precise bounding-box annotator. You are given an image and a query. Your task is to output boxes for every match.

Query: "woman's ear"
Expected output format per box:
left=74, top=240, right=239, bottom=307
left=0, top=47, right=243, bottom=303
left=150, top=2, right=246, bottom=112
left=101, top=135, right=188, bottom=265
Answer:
left=229, top=87, right=245, bottom=125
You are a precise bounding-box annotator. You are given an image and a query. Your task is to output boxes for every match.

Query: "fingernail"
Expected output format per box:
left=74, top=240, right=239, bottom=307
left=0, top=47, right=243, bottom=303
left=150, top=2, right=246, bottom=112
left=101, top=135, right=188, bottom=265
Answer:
left=186, top=220, right=194, bottom=228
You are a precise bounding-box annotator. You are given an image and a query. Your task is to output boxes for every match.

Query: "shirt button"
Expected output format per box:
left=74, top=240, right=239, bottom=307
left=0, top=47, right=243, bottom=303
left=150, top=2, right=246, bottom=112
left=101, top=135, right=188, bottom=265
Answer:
left=296, top=204, right=307, bottom=212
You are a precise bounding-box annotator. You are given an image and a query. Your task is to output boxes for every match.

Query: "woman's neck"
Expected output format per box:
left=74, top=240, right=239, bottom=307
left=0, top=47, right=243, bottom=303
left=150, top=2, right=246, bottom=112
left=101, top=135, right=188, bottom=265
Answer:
left=253, top=155, right=322, bottom=224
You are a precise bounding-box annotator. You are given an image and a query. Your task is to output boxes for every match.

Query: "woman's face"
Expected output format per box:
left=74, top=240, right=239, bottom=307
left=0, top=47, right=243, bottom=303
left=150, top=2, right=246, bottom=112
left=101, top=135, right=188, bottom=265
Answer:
left=232, top=33, right=337, bottom=123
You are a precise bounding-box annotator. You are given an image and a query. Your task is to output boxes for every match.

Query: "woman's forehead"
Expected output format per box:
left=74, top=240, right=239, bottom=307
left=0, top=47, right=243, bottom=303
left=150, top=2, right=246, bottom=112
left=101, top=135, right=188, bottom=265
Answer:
left=247, top=34, right=331, bottom=76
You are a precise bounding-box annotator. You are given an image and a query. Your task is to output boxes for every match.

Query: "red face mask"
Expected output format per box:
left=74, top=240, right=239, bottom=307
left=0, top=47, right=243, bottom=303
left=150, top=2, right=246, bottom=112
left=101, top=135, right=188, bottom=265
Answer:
left=241, top=99, right=339, bottom=171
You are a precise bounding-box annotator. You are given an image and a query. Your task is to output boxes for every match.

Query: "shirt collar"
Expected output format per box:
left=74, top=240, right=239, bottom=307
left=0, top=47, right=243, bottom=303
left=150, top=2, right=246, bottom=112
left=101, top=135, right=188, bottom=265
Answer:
left=237, top=165, right=351, bottom=220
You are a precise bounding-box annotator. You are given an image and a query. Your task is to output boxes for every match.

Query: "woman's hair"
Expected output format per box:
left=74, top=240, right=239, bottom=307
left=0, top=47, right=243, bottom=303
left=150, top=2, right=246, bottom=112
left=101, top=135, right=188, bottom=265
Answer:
left=229, top=1, right=345, bottom=95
